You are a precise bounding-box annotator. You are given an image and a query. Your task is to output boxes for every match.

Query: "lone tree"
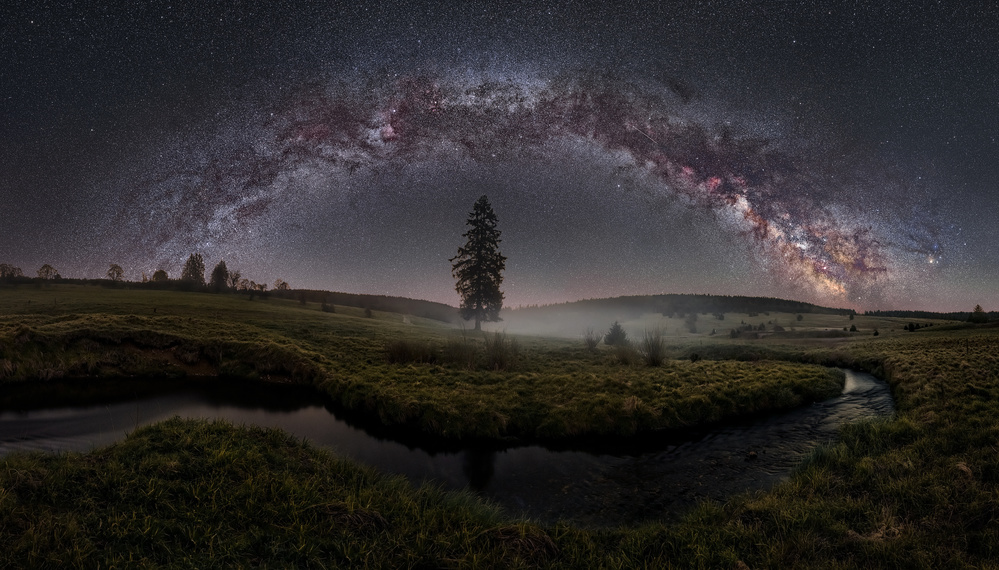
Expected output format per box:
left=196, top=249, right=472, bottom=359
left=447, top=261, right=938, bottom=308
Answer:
left=450, top=195, right=506, bottom=330
left=209, top=260, right=230, bottom=293
left=151, top=269, right=169, bottom=282
left=970, top=304, right=989, bottom=324
left=106, top=263, right=124, bottom=282
left=37, top=264, right=58, bottom=280
left=181, top=253, right=206, bottom=286
left=604, top=321, right=628, bottom=346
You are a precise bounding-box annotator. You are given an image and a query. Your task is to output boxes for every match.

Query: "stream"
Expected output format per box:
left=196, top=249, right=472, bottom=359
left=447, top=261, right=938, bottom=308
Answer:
left=0, top=369, right=894, bottom=527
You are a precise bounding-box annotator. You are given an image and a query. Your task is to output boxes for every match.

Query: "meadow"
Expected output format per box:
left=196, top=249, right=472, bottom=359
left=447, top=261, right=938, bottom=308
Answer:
left=0, top=284, right=997, bottom=567
left=0, top=285, right=848, bottom=442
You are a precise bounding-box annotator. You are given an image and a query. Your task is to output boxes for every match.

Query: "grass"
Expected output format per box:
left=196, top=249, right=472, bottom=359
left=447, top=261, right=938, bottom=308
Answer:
left=3, top=284, right=999, bottom=566
left=0, top=285, right=845, bottom=441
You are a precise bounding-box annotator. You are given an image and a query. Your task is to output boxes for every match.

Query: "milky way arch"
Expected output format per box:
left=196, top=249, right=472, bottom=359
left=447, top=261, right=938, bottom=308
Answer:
left=108, top=70, right=938, bottom=305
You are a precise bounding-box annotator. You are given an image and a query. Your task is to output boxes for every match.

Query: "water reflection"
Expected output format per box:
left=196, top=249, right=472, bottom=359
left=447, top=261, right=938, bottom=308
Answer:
left=463, top=449, right=496, bottom=491
left=0, top=371, right=894, bottom=526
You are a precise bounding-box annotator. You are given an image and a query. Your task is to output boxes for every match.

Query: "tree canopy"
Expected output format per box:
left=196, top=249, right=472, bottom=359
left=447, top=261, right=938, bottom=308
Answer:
left=37, top=264, right=57, bottom=280
left=181, top=254, right=206, bottom=285
left=107, top=264, right=124, bottom=282
left=450, top=195, right=506, bottom=330
left=0, top=264, right=23, bottom=280
left=209, top=260, right=230, bottom=293
left=970, top=304, right=989, bottom=324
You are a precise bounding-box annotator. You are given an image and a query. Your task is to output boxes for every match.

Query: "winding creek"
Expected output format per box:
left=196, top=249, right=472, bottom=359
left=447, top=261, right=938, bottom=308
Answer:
left=0, top=370, right=894, bottom=527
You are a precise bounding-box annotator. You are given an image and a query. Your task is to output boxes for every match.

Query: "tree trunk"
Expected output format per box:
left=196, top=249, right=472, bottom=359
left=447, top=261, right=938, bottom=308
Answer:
left=474, top=317, right=481, bottom=331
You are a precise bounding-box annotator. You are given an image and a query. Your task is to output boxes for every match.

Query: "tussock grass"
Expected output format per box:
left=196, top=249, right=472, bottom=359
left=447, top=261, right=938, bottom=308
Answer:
left=484, top=330, right=519, bottom=370
left=638, top=327, right=668, bottom=367
left=3, top=285, right=999, bottom=565
left=0, top=285, right=844, bottom=441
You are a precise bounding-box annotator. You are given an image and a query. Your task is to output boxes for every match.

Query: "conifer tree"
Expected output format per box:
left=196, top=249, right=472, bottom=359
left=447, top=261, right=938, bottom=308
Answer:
left=450, top=195, right=506, bottom=330
left=970, top=304, right=988, bottom=324
left=181, top=253, right=206, bottom=286
left=209, top=260, right=230, bottom=293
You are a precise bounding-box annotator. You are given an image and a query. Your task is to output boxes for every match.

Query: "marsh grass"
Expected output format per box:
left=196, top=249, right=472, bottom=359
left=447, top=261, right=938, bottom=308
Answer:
left=484, top=330, right=519, bottom=370
left=385, top=338, right=439, bottom=364
left=638, top=327, right=668, bottom=366
left=442, top=329, right=479, bottom=370
left=0, top=285, right=846, bottom=441
left=2, top=285, right=999, bottom=566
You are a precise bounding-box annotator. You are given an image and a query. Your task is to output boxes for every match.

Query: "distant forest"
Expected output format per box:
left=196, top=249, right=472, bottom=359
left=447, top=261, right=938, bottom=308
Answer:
left=3, top=265, right=990, bottom=325
left=511, top=294, right=856, bottom=318
left=0, top=273, right=457, bottom=324
left=864, top=309, right=997, bottom=321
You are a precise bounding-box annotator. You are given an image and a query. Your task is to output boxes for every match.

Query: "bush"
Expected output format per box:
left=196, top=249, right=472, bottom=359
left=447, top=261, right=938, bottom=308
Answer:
left=604, top=321, right=628, bottom=346
left=638, top=328, right=668, bottom=367
left=582, top=328, right=601, bottom=351
left=684, top=313, right=698, bottom=333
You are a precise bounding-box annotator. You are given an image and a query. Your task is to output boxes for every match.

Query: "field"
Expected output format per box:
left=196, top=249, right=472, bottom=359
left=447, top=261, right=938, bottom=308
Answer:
left=1, top=284, right=997, bottom=567
left=0, top=286, right=849, bottom=441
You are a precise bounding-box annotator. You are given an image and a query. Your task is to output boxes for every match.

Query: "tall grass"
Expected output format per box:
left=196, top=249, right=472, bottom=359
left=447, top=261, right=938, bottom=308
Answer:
left=638, top=327, right=668, bottom=366
left=384, top=338, right=438, bottom=364
left=484, top=330, right=519, bottom=370
left=442, top=329, right=479, bottom=370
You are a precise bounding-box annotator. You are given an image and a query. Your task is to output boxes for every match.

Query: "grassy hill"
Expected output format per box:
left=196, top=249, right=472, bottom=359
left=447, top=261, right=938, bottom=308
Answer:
left=1, top=284, right=998, bottom=567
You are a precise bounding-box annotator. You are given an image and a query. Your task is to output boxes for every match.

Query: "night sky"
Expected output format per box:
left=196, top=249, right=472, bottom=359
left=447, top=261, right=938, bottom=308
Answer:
left=2, top=1, right=997, bottom=311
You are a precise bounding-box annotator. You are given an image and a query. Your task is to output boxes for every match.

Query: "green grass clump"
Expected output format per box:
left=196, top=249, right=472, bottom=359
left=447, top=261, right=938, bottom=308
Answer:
left=638, top=327, right=668, bottom=367
left=0, top=418, right=518, bottom=567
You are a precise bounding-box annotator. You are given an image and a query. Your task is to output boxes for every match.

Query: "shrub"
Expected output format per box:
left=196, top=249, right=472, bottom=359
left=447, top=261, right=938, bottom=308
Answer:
left=684, top=313, right=698, bottom=333
left=638, top=328, right=668, bottom=367
left=582, top=328, right=601, bottom=351
left=604, top=321, right=628, bottom=346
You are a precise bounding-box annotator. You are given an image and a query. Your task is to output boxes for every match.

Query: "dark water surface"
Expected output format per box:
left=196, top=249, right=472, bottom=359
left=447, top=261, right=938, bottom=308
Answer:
left=0, top=370, right=894, bottom=526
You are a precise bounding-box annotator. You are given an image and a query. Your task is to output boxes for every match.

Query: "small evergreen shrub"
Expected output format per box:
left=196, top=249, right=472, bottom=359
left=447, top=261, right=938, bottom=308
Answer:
left=604, top=321, right=628, bottom=346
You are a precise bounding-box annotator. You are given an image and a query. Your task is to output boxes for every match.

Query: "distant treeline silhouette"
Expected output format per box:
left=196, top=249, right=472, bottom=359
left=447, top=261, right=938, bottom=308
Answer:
left=511, top=294, right=855, bottom=318
left=0, top=263, right=458, bottom=323
left=864, top=309, right=996, bottom=322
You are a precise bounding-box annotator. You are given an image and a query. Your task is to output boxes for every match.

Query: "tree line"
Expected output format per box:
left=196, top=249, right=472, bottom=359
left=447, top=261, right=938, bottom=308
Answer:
left=0, top=256, right=291, bottom=297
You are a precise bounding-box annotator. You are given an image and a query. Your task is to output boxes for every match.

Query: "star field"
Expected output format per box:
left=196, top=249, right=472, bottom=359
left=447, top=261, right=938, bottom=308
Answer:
left=1, top=1, right=997, bottom=311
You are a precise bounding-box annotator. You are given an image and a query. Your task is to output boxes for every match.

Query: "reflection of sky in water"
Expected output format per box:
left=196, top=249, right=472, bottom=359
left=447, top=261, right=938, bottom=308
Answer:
left=0, top=372, right=893, bottom=526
